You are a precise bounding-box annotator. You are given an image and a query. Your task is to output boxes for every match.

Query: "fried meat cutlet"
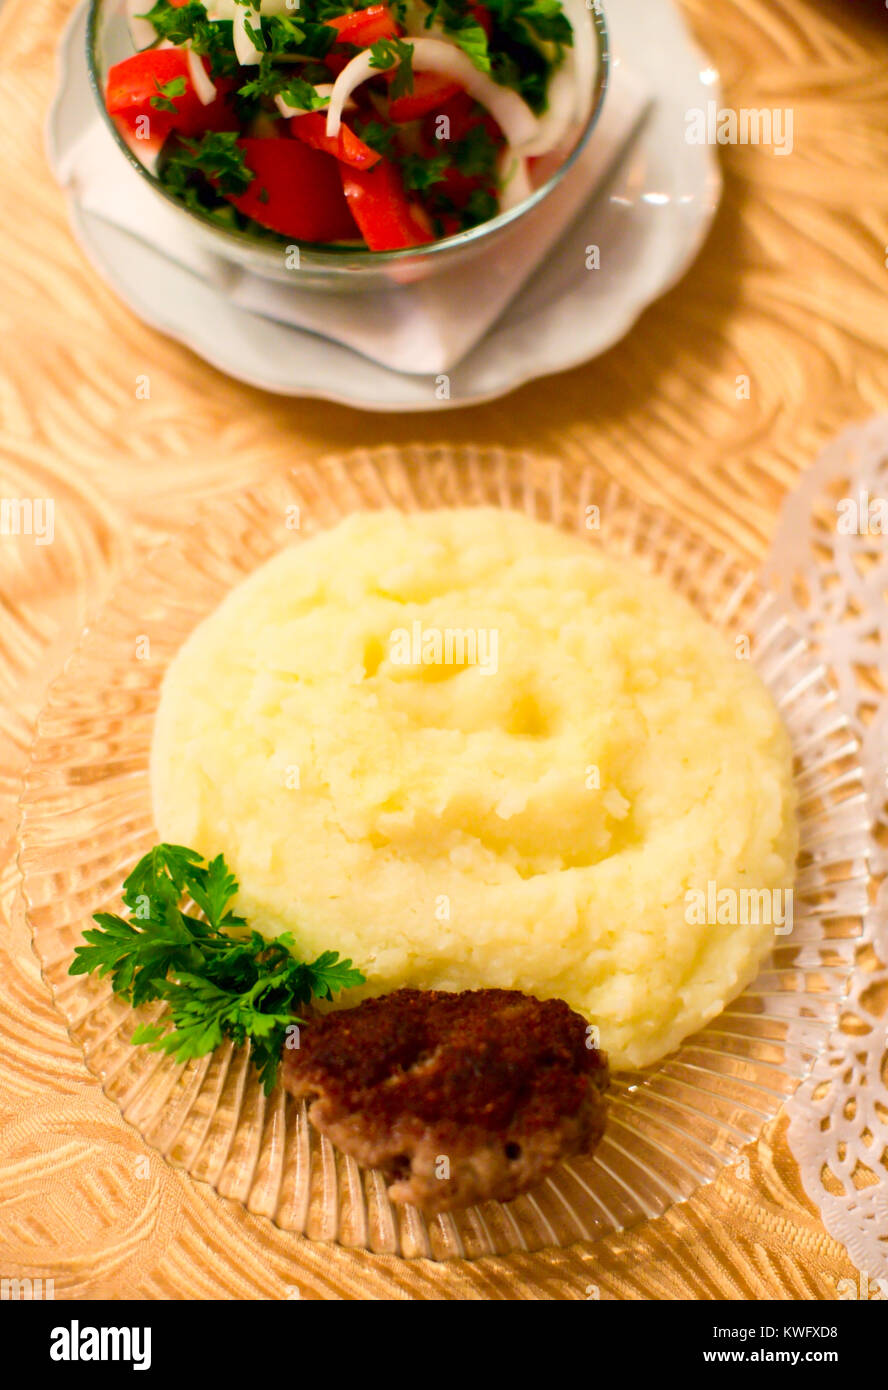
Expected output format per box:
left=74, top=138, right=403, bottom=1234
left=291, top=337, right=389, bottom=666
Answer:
left=282, top=987, right=609, bottom=1214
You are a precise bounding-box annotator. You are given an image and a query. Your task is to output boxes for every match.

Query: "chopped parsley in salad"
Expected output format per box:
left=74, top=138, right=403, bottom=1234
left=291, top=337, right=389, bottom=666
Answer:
left=106, top=0, right=595, bottom=249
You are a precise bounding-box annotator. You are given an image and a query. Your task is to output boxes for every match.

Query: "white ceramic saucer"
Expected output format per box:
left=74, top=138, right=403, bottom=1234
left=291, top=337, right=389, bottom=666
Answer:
left=49, top=0, right=721, bottom=411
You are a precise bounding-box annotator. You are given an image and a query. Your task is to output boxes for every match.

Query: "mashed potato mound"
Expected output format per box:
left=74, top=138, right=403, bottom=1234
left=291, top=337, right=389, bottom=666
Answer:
left=151, top=509, right=798, bottom=1069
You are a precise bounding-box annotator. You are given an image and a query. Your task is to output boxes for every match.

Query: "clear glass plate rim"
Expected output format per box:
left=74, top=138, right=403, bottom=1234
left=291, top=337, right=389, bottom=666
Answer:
left=14, top=444, right=871, bottom=1259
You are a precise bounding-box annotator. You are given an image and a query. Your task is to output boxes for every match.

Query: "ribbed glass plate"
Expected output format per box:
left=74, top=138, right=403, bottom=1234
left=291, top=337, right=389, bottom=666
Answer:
left=17, top=445, right=871, bottom=1260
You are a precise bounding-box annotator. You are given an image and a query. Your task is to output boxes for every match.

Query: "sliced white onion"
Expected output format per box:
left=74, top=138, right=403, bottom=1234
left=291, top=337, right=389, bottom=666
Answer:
left=519, top=63, right=575, bottom=157
left=275, top=94, right=304, bottom=118
left=233, top=7, right=264, bottom=65
left=325, top=51, right=387, bottom=138
left=138, top=146, right=162, bottom=177
left=126, top=0, right=158, bottom=52
left=519, top=1, right=596, bottom=157
left=274, top=84, right=357, bottom=118
left=498, top=151, right=532, bottom=211
left=208, top=0, right=291, bottom=18
left=325, top=38, right=538, bottom=147
left=117, top=122, right=163, bottom=177
left=564, top=0, right=597, bottom=127
left=185, top=45, right=218, bottom=106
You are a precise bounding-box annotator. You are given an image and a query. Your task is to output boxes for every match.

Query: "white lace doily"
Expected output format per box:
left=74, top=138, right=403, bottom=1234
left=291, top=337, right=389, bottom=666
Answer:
left=762, top=416, right=888, bottom=1285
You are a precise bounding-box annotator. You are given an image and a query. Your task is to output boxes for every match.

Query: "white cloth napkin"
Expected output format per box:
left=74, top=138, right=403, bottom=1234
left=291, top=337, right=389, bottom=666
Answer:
left=52, top=57, right=651, bottom=375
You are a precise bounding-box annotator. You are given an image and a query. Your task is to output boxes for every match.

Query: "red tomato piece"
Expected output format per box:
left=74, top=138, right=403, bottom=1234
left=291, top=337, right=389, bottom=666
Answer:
left=326, top=4, right=398, bottom=45
left=289, top=112, right=381, bottom=170
left=388, top=72, right=463, bottom=123
left=340, top=157, right=435, bottom=250
left=422, top=90, right=478, bottom=145
left=420, top=90, right=503, bottom=155
left=106, top=49, right=237, bottom=141
left=469, top=2, right=493, bottom=39
left=111, top=116, right=167, bottom=168
left=323, top=51, right=352, bottom=78
left=227, top=138, right=359, bottom=242
left=438, top=211, right=463, bottom=237
left=437, top=163, right=487, bottom=210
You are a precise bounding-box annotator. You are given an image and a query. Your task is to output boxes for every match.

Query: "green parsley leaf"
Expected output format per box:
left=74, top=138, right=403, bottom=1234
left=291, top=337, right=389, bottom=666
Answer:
left=424, top=0, right=491, bottom=73
left=369, top=37, right=415, bottom=99
left=352, top=118, right=397, bottom=158
left=150, top=75, right=187, bottom=113
left=238, top=60, right=329, bottom=111
left=419, top=0, right=569, bottom=106
left=121, top=842, right=203, bottom=913
left=244, top=16, right=266, bottom=48
left=401, top=152, right=450, bottom=191
left=484, top=0, right=572, bottom=47
left=490, top=46, right=547, bottom=111
left=263, top=13, right=337, bottom=57
left=449, top=18, right=490, bottom=71
left=263, top=12, right=304, bottom=50
left=299, top=949, right=367, bottom=1001
left=71, top=844, right=365, bottom=1094
left=139, top=0, right=207, bottom=41
left=463, top=186, right=499, bottom=225
left=139, top=2, right=238, bottom=79
left=183, top=852, right=245, bottom=929
left=162, top=131, right=254, bottom=196
left=453, top=122, right=499, bottom=178
left=70, top=901, right=206, bottom=1006
left=509, top=0, right=573, bottom=46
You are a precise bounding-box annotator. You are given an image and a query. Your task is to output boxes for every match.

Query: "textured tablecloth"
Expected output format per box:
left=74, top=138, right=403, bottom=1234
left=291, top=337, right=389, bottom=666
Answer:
left=0, top=0, right=885, bottom=1299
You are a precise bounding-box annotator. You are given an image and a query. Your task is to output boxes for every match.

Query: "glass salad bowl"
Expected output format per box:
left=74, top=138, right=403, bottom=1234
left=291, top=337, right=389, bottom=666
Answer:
left=18, top=444, right=870, bottom=1260
left=86, top=0, right=610, bottom=290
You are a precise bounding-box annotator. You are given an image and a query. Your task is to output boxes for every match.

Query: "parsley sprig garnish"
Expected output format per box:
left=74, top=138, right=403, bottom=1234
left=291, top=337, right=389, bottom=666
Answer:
left=263, top=12, right=336, bottom=57
left=424, top=0, right=491, bottom=73
left=70, top=844, right=365, bottom=1094
left=422, top=0, right=573, bottom=110
left=150, top=76, right=187, bottom=113
left=369, top=37, right=415, bottom=99
left=162, top=130, right=253, bottom=196
left=503, top=0, right=574, bottom=47
left=238, top=56, right=330, bottom=111
left=140, top=1, right=239, bottom=78
left=353, top=118, right=397, bottom=158
left=401, top=152, right=449, bottom=191
left=453, top=122, right=499, bottom=177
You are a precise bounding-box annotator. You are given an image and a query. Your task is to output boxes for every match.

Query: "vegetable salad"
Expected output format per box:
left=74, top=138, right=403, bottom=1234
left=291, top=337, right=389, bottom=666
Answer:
left=106, top=0, right=594, bottom=249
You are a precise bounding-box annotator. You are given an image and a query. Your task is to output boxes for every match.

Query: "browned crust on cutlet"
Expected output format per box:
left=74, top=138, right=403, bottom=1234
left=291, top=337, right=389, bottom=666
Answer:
left=282, top=988, right=609, bottom=1214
